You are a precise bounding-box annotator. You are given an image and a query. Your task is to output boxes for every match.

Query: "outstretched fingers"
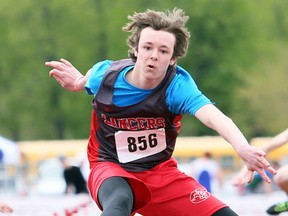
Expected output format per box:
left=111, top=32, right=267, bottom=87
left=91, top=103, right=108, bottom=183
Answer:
left=257, top=155, right=277, bottom=175
left=252, top=157, right=277, bottom=184
left=257, top=168, right=272, bottom=183
left=45, top=60, right=68, bottom=72
left=52, top=74, right=66, bottom=87
left=245, top=170, right=255, bottom=184
left=60, top=58, right=73, bottom=67
left=48, top=68, right=63, bottom=78
left=243, top=146, right=277, bottom=184
left=45, top=58, right=84, bottom=92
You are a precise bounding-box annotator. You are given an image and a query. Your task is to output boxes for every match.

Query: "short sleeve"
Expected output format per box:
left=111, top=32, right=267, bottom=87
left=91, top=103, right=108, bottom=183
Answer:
left=85, top=60, right=112, bottom=96
left=166, top=66, right=212, bottom=116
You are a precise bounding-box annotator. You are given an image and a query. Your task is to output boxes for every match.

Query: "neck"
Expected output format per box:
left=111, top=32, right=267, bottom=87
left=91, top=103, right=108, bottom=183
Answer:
left=126, top=69, right=161, bottom=90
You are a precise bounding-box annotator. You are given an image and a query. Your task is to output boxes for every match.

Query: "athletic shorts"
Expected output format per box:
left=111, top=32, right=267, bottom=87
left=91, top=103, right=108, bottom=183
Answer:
left=88, top=158, right=227, bottom=216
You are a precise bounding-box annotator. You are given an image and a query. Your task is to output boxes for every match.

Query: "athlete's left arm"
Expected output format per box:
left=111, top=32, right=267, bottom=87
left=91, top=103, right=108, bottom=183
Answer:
left=194, top=104, right=277, bottom=184
left=233, top=128, right=288, bottom=186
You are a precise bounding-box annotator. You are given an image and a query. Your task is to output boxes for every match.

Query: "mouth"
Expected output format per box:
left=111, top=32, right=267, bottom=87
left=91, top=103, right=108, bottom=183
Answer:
left=147, top=64, right=155, bottom=69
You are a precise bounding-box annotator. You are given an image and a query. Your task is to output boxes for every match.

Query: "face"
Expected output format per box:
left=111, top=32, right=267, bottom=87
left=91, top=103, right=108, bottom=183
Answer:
left=134, top=27, right=177, bottom=85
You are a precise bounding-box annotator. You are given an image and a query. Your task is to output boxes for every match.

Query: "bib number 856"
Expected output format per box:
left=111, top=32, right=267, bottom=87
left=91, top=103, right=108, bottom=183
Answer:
left=127, top=133, right=157, bottom=152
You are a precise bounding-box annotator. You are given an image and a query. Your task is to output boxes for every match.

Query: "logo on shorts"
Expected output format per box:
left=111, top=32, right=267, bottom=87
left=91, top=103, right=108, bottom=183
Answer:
left=190, top=188, right=210, bottom=204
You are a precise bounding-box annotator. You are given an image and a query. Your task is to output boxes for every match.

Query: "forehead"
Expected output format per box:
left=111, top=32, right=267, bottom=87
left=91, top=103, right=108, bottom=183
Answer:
left=139, top=27, right=175, bottom=48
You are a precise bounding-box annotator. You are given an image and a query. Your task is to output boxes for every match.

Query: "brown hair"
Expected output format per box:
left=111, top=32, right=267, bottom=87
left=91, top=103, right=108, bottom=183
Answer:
left=122, top=8, right=190, bottom=62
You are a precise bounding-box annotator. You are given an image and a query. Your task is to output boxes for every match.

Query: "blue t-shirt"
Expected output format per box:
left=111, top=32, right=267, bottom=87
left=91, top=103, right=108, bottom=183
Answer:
left=85, top=60, right=211, bottom=116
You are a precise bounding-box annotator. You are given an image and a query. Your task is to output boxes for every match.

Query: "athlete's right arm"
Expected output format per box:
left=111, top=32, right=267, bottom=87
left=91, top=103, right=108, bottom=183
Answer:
left=45, top=58, right=91, bottom=92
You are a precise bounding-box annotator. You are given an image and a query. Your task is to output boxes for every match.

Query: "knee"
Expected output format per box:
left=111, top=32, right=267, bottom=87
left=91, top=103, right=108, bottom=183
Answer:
left=100, top=184, right=134, bottom=210
left=109, top=189, right=134, bottom=207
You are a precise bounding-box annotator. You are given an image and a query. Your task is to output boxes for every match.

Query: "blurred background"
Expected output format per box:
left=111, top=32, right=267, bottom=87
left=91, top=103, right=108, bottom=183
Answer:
left=0, top=0, right=287, bottom=215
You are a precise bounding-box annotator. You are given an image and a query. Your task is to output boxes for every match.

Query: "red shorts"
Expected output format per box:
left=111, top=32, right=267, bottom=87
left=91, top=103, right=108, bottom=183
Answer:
left=88, top=158, right=227, bottom=216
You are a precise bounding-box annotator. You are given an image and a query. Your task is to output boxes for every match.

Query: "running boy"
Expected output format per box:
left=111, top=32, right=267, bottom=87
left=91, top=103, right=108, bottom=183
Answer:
left=46, top=8, right=276, bottom=216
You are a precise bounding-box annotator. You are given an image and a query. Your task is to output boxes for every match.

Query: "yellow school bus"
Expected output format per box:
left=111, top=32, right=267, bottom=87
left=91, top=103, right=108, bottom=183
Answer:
left=18, top=139, right=88, bottom=177
left=17, top=136, right=288, bottom=176
left=173, top=136, right=288, bottom=171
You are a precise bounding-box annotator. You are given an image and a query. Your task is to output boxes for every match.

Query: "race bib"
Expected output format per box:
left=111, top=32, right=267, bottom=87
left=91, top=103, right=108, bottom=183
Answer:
left=115, top=128, right=166, bottom=163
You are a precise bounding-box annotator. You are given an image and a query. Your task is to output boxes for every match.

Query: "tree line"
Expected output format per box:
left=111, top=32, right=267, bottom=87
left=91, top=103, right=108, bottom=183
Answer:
left=0, top=0, right=287, bottom=141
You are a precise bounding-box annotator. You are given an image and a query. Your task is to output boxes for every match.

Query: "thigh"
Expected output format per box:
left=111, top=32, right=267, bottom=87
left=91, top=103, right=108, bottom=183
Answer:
left=98, top=177, right=134, bottom=216
left=98, top=177, right=133, bottom=207
left=88, top=161, right=151, bottom=212
left=137, top=165, right=227, bottom=216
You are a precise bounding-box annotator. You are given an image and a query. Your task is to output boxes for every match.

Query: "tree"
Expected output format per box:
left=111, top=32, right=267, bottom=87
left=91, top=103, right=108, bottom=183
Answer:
left=0, top=0, right=287, bottom=140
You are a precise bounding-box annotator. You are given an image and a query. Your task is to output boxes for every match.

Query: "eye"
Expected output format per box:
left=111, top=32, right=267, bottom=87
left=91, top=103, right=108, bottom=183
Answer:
left=160, top=50, right=168, bottom=54
left=143, top=46, right=151, bottom=50
left=160, top=48, right=170, bottom=55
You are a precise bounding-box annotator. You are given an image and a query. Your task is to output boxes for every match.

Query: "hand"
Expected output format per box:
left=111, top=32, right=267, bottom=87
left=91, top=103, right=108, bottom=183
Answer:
left=232, top=166, right=249, bottom=186
left=237, top=145, right=277, bottom=184
left=0, top=203, right=13, bottom=213
left=45, top=58, right=84, bottom=92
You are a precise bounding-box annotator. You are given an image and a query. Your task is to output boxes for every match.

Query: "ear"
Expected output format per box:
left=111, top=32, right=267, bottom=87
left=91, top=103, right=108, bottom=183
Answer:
left=134, top=48, right=138, bottom=57
left=169, top=57, right=177, bottom=66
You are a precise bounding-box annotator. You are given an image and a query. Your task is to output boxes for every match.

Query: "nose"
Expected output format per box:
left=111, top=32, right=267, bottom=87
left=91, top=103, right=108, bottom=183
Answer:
left=150, top=50, right=158, bottom=60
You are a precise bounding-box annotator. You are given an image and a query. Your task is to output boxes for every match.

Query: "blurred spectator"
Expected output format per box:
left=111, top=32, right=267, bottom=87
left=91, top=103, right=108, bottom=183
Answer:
left=58, top=156, right=88, bottom=194
left=189, top=151, right=223, bottom=193
left=0, top=149, right=4, bottom=172
left=0, top=150, right=3, bottom=163
left=74, top=153, right=90, bottom=182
